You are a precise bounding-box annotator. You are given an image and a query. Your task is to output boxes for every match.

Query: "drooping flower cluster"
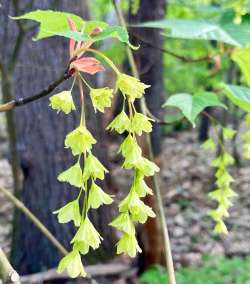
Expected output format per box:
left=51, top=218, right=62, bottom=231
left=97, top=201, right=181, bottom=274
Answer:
left=107, top=75, right=159, bottom=257
left=48, top=17, right=158, bottom=278
left=202, top=127, right=237, bottom=234
left=50, top=101, right=113, bottom=278
left=48, top=18, right=115, bottom=279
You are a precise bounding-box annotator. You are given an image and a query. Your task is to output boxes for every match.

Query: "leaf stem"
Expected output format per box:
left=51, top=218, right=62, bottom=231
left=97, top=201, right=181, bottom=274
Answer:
left=70, top=75, right=76, bottom=91
left=78, top=74, right=86, bottom=127
left=78, top=73, right=92, bottom=90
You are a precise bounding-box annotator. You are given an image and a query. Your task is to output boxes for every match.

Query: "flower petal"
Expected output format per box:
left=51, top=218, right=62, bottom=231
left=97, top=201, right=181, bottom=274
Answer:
left=67, top=17, right=77, bottom=58
left=70, top=57, right=105, bottom=75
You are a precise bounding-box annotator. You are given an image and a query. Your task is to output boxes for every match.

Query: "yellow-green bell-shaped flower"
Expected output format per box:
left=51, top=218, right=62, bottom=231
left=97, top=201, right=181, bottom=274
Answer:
left=116, top=73, right=150, bottom=102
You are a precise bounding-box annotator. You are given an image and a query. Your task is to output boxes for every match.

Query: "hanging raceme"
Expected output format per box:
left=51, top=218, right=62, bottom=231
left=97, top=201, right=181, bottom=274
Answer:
left=107, top=77, right=159, bottom=257
left=45, top=16, right=157, bottom=278
left=201, top=127, right=238, bottom=234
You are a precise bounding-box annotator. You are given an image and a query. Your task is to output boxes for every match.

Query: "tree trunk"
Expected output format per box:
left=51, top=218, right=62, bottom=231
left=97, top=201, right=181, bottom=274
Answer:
left=0, top=0, right=115, bottom=274
left=128, top=0, right=167, bottom=270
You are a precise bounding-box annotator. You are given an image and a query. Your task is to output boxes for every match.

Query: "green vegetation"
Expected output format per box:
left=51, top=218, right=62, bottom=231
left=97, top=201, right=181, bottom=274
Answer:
left=140, top=256, right=250, bottom=284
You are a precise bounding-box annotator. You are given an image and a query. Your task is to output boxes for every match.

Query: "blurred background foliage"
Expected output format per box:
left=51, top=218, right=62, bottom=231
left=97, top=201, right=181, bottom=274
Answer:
left=140, top=256, right=250, bottom=284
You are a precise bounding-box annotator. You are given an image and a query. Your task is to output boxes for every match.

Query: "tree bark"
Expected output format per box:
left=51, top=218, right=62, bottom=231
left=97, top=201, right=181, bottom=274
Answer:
left=128, top=0, right=167, bottom=269
left=0, top=0, right=115, bottom=274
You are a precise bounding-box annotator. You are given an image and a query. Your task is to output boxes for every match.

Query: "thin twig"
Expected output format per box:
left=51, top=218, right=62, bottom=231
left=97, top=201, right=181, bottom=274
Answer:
left=112, top=2, right=176, bottom=284
left=0, top=69, right=72, bottom=112
left=131, top=31, right=214, bottom=63
left=130, top=31, right=233, bottom=64
left=0, top=247, right=20, bottom=284
left=0, top=187, right=68, bottom=256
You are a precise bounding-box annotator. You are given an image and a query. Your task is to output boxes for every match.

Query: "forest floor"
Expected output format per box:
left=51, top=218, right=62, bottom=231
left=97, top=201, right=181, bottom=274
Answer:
left=0, top=125, right=250, bottom=273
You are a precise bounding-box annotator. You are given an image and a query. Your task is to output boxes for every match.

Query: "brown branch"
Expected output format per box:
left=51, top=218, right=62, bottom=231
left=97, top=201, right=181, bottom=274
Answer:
left=0, top=187, right=68, bottom=256
left=130, top=31, right=214, bottom=63
left=0, top=247, right=20, bottom=284
left=131, top=30, right=233, bottom=64
left=0, top=69, right=72, bottom=112
left=20, top=263, right=134, bottom=283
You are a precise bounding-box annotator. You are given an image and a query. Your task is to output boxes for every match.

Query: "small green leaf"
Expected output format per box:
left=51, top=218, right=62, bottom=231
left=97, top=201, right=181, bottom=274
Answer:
left=131, top=113, right=153, bottom=136
left=53, top=200, right=81, bottom=227
left=88, top=181, right=113, bottom=209
left=132, top=19, right=250, bottom=47
left=82, top=153, right=108, bottom=181
left=49, top=91, right=75, bottom=114
left=163, top=92, right=226, bottom=127
left=106, top=110, right=131, bottom=134
left=224, top=84, right=250, bottom=112
left=91, top=26, right=138, bottom=49
left=89, top=87, right=113, bottom=112
left=57, top=162, right=83, bottom=188
left=222, top=127, right=237, bottom=140
left=13, top=10, right=136, bottom=48
left=12, top=10, right=85, bottom=40
left=116, top=233, right=142, bottom=257
left=57, top=249, right=86, bottom=278
left=116, top=74, right=150, bottom=102
left=65, top=126, right=96, bottom=155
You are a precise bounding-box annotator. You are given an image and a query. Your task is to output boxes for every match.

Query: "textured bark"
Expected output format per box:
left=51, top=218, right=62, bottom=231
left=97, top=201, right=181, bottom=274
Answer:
left=0, top=0, right=115, bottom=274
left=128, top=0, right=167, bottom=269
left=129, top=0, right=166, bottom=156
